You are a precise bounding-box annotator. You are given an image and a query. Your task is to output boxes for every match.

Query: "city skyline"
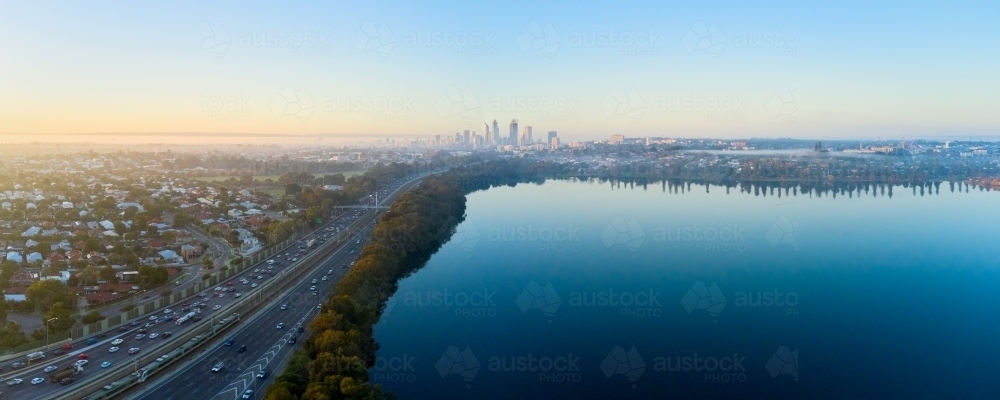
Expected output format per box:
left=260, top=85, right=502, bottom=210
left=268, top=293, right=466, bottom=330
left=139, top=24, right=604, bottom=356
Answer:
left=2, top=1, right=999, bottom=141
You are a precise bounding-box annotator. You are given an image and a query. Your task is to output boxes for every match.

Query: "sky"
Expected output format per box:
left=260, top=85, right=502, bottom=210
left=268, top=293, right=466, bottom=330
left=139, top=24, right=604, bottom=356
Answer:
left=1, top=0, right=999, bottom=142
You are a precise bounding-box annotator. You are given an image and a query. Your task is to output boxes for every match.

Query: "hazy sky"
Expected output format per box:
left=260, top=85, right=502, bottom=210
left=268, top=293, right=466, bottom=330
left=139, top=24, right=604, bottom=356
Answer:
left=2, top=1, right=998, bottom=141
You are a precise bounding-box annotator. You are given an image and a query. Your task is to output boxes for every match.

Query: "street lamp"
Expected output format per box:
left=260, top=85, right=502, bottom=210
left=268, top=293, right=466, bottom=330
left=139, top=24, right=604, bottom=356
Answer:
left=45, top=317, right=58, bottom=350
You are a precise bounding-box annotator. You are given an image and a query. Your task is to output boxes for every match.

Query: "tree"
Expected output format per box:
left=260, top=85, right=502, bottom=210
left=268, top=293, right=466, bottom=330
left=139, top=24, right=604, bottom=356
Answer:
left=81, top=310, right=105, bottom=324
left=0, top=321, right=27, bottom=348
left=99, top=265, right=118, bottom=283
left=203, top=259, right=214, bottom=269
left=45, top=302, right=74, bottom=333
left=0, top=295, right=6, bottom=323
left=25, top=280, right=73, bottom=311
left=285, top=183, right=302, bottom=197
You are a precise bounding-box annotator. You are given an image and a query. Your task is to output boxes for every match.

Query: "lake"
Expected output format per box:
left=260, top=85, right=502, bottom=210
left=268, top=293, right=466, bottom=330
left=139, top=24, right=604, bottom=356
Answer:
left=373, top=179, right=1000, bottom=399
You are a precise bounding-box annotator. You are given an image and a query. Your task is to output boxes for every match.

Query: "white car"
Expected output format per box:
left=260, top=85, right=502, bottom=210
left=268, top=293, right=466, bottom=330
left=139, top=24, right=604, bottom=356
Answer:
left=281, top=304, right=288, bottom=310
left=235, top=293, right=242, bottom=298
left=322, top=276, right=328, bottom=281
left=7, top=378, right=22, bottom=386
left=148, top=316, right=158, bottom=321
left=211, top=362, right=224, bottom=372
left=212, top=305, right=222, bottom=310
left=111, top=338, right=124, bottom=345
left=148, top=333, right=159, bottom=339
left=251, top=283, right=258, bottom=288
left=164, top=309, right=172, bottom=314
left=218, top=293, right=225, bottom=298
left=135, top=334, right=145, bottom=340
left=44, top=365, right=58, bottom=373
left=276, top=323, right=284, bottom=329
left=31, top=377, right=44, bottom=385
left=75, top=360, right=88, bottom=367
left=128, top=348, right=140, bottom=355
left=242, top=389, right=254, bottom=399
left=109, top=346, right=120, bottom=353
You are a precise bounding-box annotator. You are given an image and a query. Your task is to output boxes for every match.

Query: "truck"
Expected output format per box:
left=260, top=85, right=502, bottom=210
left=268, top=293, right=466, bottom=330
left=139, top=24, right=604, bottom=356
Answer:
left=26, top=351, right=45, bottom=361
left=306, top=239, right=316, bottom=248
left=175, top=311, right=197, bottom=325
left=49, top=364, right=82, bottom=383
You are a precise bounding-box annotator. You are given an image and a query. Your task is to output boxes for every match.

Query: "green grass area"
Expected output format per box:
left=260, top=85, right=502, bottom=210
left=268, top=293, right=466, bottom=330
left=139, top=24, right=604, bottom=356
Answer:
left=195, top=170, right=368, bottom=183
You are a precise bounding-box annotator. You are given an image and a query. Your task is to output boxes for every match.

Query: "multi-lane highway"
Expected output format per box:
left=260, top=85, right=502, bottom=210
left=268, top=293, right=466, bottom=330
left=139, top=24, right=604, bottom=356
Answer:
left=133, top=174, right=428, bottom=400
left=0, top=171, right=435, bottom=400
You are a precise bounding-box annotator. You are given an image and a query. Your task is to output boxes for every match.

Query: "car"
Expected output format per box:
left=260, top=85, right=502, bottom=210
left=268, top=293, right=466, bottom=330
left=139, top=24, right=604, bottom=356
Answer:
left=276, top=323, right=284, bottom=329
left=128, top=348, right=140, bottom=355
left=162, top=332, right=172, bottom=338
left=7, top=378, right=22, bottom=386
left=226, top=282, right=234, bottom=286
left=101, top=361, right=112, bottom=368
left=148, top=316, right=157, bottom=321
left=311, top=279, right=318, bottom=284
left=242, top=389, right=254, bottom=399
left=256, top=370, right=267, bottom=379
left=257, top=275, right=264, bottom=279
left=288, top=336, right=296, bottom=344
left=109, top=347, right=120, bottom=353
left=111, top=338, right=124, bottom=345
left=212, top=362, right=225, bottom=372
left=139, top=327, right=148, bottom=332
left=310, top=286, right=316, bottom=291
left=212, top=305, right=222, bottom=310
left=12, top=362, right=25, bottom=369
left=135, top=334, right=145, bottom=340
left=148, top=333, right=159, bottom=339
left=238, top=345, right=246, bottom=353
left=280, top=304, right=288, bottom=310
left=31, top=377, right=44, bottom=385
left=118, top=326, right=128, bottom=332
left=218, top=293, right=225, bottom=298
left=235, top=293, right=241, bottom=297
left=327, top=270, right=333, bottom=275
left=225, top=339, right=234, bottom=346
left=77, top=353, right=88, bottom=360
left=317, top=304, right=322, bottom=309
left=292, top=258, right=298, bottom=261
left=297, top=326, right=304, bottom=333
left=251, top=283, right=258, bottom=288
left=163, top=316, right=173, bottom=321
left=164, top=309, right=172, bottom=314
left=75, top=360, right=88, bottom=367
left=322, top=276, right=328, bottom=281
left=312, top=291, right=318, bottom=296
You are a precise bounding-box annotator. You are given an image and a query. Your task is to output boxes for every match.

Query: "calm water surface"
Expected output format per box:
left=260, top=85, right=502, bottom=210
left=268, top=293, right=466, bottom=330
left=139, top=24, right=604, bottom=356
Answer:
left=373, top=179, right=1000, bottom=399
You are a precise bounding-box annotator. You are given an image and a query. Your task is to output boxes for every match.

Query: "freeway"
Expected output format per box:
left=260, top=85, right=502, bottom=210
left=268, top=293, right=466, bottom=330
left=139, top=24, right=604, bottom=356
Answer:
left=1, top=171, right=435, bottom=400
left=132, top=172, right=432, bottom=400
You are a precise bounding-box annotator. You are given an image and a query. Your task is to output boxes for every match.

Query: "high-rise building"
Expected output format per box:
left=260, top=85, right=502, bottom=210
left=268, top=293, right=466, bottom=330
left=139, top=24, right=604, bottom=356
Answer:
left=492, top=120, right=500, bottom=144
left=610, top=134, right=625, bottom=144
left=523, top=126, right=533, bottom=145
left=547, top=131, right=557, bottom=143
left=550, top=137, right=560, bottom=149
left=464, top=130, right=470, bottom=144
left=484, top=123, right=491, bottom=143
left=509, top=119, right=518, bottom=146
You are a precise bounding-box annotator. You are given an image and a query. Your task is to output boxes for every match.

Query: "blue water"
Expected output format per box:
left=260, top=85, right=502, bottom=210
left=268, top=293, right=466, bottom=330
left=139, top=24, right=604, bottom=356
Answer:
left=373, top=180, right=1000, bottom=399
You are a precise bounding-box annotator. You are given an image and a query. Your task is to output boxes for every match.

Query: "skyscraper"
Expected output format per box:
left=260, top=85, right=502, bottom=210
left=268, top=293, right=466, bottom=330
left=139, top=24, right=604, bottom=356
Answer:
left=484, top=122, right=491, bottom=143
left=522, top=126, right=533, bottom=145
left=548, top=131, right=557, bottom=143
left=464, top=130, right=470, bottom=144
left=492, top=120, right=499, bottom=144
left=509, top=119, right=518, bottom=146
